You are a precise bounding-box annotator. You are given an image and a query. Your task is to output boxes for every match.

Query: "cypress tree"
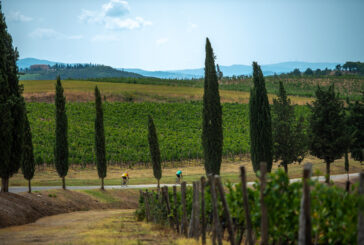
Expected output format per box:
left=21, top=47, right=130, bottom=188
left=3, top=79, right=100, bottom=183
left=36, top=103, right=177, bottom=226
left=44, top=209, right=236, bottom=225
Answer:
left=95, top=86, right=107, bottom=190
left=202, top=38, right=223, bottom=175
left=309, top=85, right=346, bottom=183
left=272, top=81, right=296, bottom=174
left=249, top=62, right=273, bottom=172
left=21, top=112, right=35, bottom=193
left=0, top=3, right=25, bottom=192
left=54, top=76, right=68, bottom=189
left=147, top=115, right=162, bottom=189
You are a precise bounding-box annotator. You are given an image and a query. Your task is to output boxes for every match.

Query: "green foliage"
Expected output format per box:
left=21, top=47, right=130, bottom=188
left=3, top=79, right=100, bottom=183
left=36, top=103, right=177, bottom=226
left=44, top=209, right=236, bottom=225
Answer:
left=309, top=85, right=346, bottom=165
left=148, top=115, right=162, bottom=184
left=136, top=169, right=360, bottom=244
left=54, top=76, right=69, bottom=178
left=348, top=92, right=364, bottom=162
left=21, top=111, right=35, bottom=181
left=249, top=62, right=273, bottom=172
left=26, top=102, right=310, bottom=165
left=94, top=86, right=107, bottom=179
left=0, top=3, right=25, bottom=185
left=272, top=82, right=308, bottom=172
left=0, top=99, right=13, bottom=179
left=20, top=64, right=142, bottom=80
left=202, top=38, right=223, bottom=175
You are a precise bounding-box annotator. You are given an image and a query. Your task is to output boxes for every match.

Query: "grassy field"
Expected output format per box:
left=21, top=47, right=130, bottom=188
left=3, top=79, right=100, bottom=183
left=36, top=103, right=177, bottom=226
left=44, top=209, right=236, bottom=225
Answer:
left=77, top=75, right=364, bottom=100
left=10, top=155, right=363, bottom=187
left=21, top=79, right=314, bottom=104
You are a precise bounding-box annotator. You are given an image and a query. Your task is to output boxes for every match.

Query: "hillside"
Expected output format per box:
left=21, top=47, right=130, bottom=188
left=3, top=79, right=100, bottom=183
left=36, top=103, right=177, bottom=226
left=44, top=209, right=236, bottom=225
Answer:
left=18, top=58, right=339, bottom=79
left=19, top=64, right=143, bottom=80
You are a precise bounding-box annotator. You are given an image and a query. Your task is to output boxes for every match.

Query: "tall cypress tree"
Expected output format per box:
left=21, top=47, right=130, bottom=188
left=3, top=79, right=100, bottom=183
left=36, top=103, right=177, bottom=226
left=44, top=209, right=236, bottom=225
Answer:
left=147, top=115, right=162, bottom=189
left=95, top=86, right=107, bottom=190
left=21, top=112, right=35, bottom=193
left=202, top=38, right=223, bottom=175
left=0, top=3, right=25, bottom=192
left=309, top=85, right=346, bottom=183
left=55, top=76, right=68, bottom=189
left=249, top=62, right=273, bottom=172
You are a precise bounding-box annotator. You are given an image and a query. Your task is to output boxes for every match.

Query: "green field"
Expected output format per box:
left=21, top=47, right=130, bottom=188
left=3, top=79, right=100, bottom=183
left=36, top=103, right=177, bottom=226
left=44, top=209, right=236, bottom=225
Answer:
left=84, top=74, right=364, bottom=100
left=27, top=101, right=309, bottom=166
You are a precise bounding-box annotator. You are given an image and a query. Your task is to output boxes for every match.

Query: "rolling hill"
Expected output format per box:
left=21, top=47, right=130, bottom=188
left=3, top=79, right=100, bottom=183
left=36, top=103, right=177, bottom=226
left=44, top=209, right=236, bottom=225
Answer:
left=18, top=58, right=340, bottom=79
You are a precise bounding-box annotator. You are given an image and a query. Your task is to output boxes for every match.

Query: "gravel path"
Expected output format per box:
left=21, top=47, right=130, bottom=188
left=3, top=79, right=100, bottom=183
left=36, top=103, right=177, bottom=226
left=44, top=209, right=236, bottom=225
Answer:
left=9, top=173, right=359, bottom=193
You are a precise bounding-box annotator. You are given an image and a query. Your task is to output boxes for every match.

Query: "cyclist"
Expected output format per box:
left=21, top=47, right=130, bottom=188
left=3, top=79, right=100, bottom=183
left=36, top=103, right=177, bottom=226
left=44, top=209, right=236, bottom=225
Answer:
left=121, top=172, right=129, bottom=186
left=176, top=170, right=183, bottom=184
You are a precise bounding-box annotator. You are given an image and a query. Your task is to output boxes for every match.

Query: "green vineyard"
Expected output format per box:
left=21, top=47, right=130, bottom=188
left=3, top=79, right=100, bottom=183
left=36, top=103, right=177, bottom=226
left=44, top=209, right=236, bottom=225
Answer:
left=27, top=101, right=309, bottom=166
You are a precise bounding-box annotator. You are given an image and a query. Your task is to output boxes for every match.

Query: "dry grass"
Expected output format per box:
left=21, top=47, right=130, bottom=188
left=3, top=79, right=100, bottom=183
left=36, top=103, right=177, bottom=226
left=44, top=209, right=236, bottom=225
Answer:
left=0, top=209, right=209, bottom=245
left=9, top=155, right=363, bottom=187
left=21, top=80, right=313, bottom=105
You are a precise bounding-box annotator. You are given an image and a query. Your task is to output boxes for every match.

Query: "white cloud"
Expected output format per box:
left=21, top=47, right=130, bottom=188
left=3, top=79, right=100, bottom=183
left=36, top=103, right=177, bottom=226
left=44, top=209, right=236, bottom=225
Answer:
left=29, top=28, right=83, bottom=40
left=79, top=0, right=151, bottom=30
left=187, top=22, right=198, bottom=32
left=103, top=0, right=130, bottom=17
left=8, top=11, right=33, bottom=22
left=156, top=38, right=169, bottom=46
left=105, top=16, right=151, bottom=30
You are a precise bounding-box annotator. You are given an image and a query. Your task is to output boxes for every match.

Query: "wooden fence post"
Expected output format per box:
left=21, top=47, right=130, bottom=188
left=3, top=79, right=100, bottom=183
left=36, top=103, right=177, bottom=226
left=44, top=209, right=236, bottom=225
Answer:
left=201, top=176, right=207, bottom=245
left=215, top=175, right=235, bottom=245
left=181, top=181, right=188, bottom=237
left=240, top=166, right=254, bottom=245
left=358, top=172, right=364, bottom=245
left=188, top=182, right=197, bottom=238
left=144, top=190, right=151, bottom=223
left=298, top=163, right=312, bottom=245
left=208, top=174, right=223, bottom=245
left=162, top=186, right=174, bottom=228
left=260, top=162, right=268, bottom=245
left=173, top=185, right=180, bottom=233
left=189, top=181, right=201, bottom=240
left=152, top=190, right=159, bottom=223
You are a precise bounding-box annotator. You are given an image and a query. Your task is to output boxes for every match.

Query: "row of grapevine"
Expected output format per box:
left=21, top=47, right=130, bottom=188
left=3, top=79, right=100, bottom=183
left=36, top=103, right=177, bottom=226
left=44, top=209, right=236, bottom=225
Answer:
left=136, top=166, right=362, bottom=244
left=27, top=101, right=309, bottom=166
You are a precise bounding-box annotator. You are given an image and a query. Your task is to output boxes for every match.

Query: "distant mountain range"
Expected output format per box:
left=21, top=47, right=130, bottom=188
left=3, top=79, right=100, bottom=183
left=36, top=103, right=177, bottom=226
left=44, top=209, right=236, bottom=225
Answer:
left=18, top=58, right=340, bottom=79
left=122, top=62, right=340, bottom=79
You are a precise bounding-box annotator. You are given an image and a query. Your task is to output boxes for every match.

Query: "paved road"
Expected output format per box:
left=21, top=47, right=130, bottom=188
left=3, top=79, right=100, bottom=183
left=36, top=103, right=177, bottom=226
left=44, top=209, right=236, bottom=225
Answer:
left=8, top=173, right=359, bottom=193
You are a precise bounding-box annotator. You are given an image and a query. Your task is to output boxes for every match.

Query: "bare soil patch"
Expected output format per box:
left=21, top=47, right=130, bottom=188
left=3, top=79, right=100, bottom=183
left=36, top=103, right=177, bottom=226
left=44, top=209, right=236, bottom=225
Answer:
left=0, top=189, right=139, bottom=228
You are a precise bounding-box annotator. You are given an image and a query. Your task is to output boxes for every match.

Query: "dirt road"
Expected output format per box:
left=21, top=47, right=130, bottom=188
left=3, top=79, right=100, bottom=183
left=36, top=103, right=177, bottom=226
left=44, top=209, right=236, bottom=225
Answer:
left=0, top=209, right=181, bottom=245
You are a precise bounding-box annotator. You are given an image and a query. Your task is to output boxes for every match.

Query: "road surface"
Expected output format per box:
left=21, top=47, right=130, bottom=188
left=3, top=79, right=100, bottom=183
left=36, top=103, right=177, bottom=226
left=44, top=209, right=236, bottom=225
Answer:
left=8, top=173, right=359, bottom=193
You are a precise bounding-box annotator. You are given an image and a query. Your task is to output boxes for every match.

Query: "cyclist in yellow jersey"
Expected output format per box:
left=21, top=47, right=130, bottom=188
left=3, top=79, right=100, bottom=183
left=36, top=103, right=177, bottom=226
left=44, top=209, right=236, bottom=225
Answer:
left=121, top=172, right=129, bottom=186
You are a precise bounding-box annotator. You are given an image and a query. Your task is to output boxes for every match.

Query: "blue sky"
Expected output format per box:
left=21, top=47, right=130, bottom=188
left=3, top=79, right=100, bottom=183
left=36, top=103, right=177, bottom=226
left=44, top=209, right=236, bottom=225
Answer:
left=2, top=0, right=364, bottom=70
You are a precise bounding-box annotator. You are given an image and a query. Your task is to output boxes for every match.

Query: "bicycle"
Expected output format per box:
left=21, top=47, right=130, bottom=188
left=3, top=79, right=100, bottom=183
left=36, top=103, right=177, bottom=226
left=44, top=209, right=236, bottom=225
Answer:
left=121, top=177, right=129, bottom=187
left=176, top=175, right=183, bottom=184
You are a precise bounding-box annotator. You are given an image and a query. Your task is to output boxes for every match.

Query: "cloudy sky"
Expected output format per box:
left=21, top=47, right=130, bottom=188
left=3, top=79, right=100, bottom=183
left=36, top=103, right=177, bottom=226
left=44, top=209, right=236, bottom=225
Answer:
left=2, top=0, right=364, bottom=70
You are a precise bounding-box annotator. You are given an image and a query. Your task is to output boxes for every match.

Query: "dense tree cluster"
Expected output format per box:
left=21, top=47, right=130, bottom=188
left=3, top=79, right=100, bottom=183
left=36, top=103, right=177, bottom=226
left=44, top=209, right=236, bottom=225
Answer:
left=272, top=81, right=308, bottom=173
